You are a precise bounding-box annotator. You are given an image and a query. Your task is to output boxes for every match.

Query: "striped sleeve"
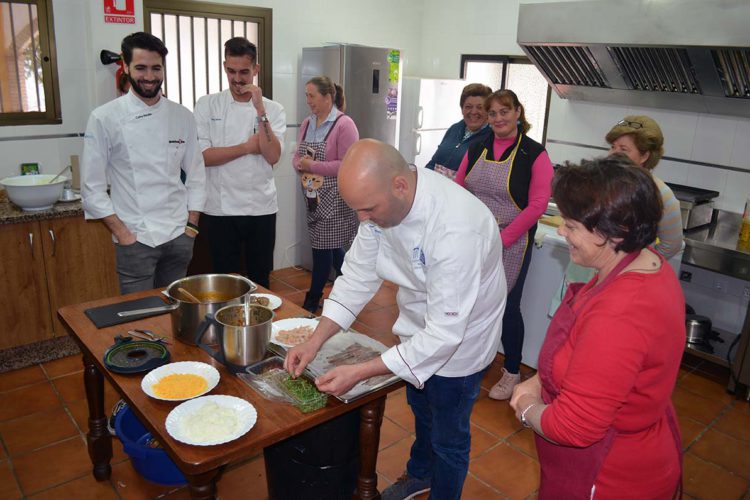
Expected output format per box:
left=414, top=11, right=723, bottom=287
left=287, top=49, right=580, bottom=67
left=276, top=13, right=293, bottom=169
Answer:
left=652, top=176, right=683, bottom=259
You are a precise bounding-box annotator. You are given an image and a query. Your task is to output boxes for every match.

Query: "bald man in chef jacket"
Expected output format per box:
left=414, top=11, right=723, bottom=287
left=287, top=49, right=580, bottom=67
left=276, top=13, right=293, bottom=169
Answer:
left=81, top=32, right=206, bottom=294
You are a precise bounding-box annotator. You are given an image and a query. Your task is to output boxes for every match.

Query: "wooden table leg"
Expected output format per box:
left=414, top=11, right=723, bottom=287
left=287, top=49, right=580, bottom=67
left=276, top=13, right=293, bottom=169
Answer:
left=355, top=396, right=386, bottom=500
left=185, top=468, right=222, bottom=500
left=83, top=354, right=112, bottom=480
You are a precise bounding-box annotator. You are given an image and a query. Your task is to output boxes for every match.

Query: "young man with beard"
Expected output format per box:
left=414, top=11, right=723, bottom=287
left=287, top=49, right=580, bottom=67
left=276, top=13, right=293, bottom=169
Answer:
left=193, top=37, right=285, bottom=288
left=81, top=32, right=206, bottom=293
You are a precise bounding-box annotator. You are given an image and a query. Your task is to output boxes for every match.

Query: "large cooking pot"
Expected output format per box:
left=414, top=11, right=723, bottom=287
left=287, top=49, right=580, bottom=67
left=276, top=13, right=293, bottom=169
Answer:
left=194, top=304, right=274, bottom=371
left=118, top=274, right=257, bottom=345
left=686, top=314, right=712, bottom=344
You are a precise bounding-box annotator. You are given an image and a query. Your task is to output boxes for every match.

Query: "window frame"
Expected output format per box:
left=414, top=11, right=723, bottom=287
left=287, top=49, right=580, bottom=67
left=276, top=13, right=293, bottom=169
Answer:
left=460, top=54, right=552, bottom=145
left=0, top=0, right=61, bottom=126
left=143, top=0, right=273, bottom=105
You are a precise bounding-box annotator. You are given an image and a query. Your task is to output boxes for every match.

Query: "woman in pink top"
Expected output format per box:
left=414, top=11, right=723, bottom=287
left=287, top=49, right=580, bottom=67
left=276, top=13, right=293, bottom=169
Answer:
left=455, top=89, right=554, bottom=400
left=293, top=76, right=360, bottom=313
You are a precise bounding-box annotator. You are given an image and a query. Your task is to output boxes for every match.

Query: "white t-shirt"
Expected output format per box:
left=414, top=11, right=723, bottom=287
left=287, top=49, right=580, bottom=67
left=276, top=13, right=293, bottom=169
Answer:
left=194, top=90, right=286, bottom=216
left=322, top=168, right=507, bottom=388
left=81, top=91, right=206, bottom=247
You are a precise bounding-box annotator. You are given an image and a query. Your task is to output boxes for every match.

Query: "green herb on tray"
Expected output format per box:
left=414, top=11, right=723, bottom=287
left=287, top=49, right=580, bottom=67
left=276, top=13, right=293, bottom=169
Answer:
left=281, top=375, right=328, bottom=413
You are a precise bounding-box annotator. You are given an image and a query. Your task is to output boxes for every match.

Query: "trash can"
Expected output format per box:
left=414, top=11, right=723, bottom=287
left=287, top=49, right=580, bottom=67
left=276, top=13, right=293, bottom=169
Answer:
left=264, top=410, right=360, bottom=499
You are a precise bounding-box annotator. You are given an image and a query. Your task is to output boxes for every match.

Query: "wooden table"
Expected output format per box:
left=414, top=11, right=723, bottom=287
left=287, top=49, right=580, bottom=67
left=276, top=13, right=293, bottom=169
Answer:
left=58, top=288, right=403, bottom=499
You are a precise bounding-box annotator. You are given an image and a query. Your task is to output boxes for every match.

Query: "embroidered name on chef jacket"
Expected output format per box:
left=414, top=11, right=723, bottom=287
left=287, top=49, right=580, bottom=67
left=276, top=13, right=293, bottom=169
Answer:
left=134, top=113, right=152, bottom=120
left=168, top=139, right=185, bottom=144
left=412, top=246, right=426, bottom=267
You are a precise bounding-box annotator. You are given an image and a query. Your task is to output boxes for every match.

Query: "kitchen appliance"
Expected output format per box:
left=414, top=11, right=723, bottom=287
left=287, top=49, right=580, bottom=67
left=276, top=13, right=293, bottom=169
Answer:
left=195, top=304, right=274, bottom=373
left=666, top=183, right=720, bottom=231
left=686, top=314, right=713, bottom=344
left=298, top=44, right=402, bottom=270
left=517, top=0, right=750, bottom=119
left=399, top=77, right=466, bottom=167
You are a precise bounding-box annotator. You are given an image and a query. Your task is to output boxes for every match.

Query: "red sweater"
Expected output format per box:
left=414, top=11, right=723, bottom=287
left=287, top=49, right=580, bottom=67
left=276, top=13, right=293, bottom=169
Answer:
left=540, top=262, right=685, bottom=498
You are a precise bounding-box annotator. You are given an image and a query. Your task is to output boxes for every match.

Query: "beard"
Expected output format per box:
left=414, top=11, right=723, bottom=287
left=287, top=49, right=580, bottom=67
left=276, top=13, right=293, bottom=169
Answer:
left=127, top=74, right=163, bottom=99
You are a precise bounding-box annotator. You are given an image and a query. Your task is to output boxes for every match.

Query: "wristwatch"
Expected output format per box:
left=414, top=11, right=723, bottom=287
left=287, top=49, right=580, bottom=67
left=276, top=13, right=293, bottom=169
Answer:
left=259, top=113, right=269, bottom=123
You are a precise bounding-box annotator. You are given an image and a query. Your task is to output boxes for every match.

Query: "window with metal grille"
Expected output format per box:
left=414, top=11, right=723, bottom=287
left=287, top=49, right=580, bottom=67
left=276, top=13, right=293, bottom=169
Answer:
left=0, top=0, right=61, bottom=126
left=460, top=55, right=551, bottom=145
left=143, top=0, right=272, bottom=111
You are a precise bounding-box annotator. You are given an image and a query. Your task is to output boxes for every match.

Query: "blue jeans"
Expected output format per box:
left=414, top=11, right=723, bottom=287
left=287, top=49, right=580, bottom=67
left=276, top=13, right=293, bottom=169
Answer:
left=405, top=369, right=486, bottom=500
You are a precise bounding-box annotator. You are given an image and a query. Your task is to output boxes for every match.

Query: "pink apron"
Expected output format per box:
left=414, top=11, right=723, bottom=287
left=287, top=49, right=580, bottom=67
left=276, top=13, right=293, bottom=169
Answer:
left=535, top=251, right=683, bottom=499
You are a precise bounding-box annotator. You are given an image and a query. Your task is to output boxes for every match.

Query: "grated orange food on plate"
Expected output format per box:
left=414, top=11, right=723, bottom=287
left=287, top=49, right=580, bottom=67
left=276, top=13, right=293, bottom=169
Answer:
left=152, top=373, right=208, bottom=399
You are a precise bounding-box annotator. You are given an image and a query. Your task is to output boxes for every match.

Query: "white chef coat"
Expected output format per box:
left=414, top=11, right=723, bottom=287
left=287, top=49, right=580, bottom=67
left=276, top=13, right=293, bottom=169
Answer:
left=193, top=90, right=286, bottom=216
left=81, top=90, right=206, bottom=247
left=322, top=168, right=507, bottom=388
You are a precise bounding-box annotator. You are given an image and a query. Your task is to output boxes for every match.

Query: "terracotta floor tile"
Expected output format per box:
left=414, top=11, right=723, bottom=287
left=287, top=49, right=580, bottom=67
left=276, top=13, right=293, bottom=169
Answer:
left=27, top=473, right=119, bottom=499
left=0, top=365, right=46, bottom=393
left=282, top=290, right=306, bottom=309
left=356, top=305, right=399, bottom=334
left=0, top=407, right=78, bottom=456
left=351, top=320, right=378, bottom=337
left=13, top=436, right=91, bottom=495
left=369, top=286, right=398, bottom=307
left=0, top=382, right=61, bottom=422
left=678, top=371, right=735, bottom=403
left=379, top=417, right=410, bottom=451
left=42, top=355, right=84, bottom=380
left=469, top=423, right=500, bottom=460
left=671, top=386, right=729, bottom=425
left=270, top=267, right=309, bottom=279
left=267, top=279, right=298, bottom=297
left=384, top=390, right=415, bottom=433
left=470, top=391, right=523, bottom=439
left=689, top=429, right=750, bottom=479
left=217, top=455, right=267, bottom=500
left=376, top=436, right=413, bottom=482
left=678, top=415, right=707, bottom=450
left=52, top=372, right=86, bottom=403
left=714, top=404, right=750, bottom=443
left=462, top=473, right=505, bottom=498
left=275, top=272, right=311, bottom=291
left=361, top=299, right=386, bottom=315
left=470, top=442, right=539, bottom=499
left=65, top=398, right=137, bottom=466
left=683, top=452, right=750, bottom=500
left=0, top=460, right=21, bottom=499
left=110, top=459, right=183, bottom=499
left=507, top=427, right=538, bottom=459
left=481, top=359, right=504, bottom=392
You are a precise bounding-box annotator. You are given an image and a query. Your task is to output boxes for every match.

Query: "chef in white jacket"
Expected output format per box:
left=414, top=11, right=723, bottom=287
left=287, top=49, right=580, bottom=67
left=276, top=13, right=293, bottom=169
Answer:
left=81, top=32, right=205, bottom=294
left=285, top=139, right=506, bottom=500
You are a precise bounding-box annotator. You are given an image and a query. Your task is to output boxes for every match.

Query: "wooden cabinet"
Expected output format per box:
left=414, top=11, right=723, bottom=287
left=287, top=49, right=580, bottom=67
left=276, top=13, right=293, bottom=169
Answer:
left=0, top=215, right=118, bottom=349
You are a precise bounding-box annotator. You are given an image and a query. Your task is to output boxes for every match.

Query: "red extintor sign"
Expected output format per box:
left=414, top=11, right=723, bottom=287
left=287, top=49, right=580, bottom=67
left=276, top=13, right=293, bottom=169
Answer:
left=104, top=0, right=135, bottom=24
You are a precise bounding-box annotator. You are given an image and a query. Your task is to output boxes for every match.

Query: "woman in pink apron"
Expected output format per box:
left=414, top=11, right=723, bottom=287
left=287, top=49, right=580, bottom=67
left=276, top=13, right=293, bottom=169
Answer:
left=293, top=76, right=360, bottom=313
left=454, top=89, right=554, bottom=400
left=510, top=157, right=684, bottom=499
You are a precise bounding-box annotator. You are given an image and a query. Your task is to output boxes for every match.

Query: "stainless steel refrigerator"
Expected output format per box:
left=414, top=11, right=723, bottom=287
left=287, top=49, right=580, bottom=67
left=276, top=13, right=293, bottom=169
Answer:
left=399, top=77, right=466, bottom=168
left=297, top=44, right=402, bottom=271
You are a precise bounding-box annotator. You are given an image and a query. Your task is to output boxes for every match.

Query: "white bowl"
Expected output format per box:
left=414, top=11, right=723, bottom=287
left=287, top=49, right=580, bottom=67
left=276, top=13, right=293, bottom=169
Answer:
left=0, top=174, right=69, bottom=211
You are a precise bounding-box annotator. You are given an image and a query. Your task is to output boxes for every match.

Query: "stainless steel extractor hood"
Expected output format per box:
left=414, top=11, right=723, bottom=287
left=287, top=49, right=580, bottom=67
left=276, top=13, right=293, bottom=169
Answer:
left=518, top=0, right=750, bottom=118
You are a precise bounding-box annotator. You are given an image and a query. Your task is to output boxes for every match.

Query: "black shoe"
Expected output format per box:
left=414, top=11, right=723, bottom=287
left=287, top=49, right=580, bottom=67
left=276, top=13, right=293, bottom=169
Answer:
left=302, top=292, right=323, bottom=314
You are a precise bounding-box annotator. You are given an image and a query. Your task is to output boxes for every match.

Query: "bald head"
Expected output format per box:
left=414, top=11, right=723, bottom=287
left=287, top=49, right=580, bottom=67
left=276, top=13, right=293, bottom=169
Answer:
left=338, top=139, right=416, bottom=228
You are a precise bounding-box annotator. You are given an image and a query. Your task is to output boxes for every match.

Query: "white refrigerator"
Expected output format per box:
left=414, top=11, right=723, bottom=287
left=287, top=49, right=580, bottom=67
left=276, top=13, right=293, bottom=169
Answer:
left=399, top=77, right=466, bottom=168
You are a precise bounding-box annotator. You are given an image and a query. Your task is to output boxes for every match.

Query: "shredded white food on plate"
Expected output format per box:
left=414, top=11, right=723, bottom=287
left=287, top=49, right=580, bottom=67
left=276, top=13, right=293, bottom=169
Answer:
left=180, top=401, right=239, bottom=443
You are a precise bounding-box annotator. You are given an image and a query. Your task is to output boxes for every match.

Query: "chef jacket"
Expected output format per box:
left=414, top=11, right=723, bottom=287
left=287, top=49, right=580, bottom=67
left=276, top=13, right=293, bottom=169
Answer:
left=322, top=168, right=507, bottom=388
left=81, top=90, right=206, bottom=247
left=194, top=90, right=286, bottom=216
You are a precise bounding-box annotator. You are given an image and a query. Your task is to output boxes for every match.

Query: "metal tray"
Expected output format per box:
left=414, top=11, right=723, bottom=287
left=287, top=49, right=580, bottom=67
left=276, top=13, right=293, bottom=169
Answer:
left=665, top=182, right=720, bottom=204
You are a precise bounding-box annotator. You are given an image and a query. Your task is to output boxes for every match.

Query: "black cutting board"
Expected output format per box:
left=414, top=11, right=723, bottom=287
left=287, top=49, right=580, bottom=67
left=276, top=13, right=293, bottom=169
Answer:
left=84, top=296, right=171, bottom=329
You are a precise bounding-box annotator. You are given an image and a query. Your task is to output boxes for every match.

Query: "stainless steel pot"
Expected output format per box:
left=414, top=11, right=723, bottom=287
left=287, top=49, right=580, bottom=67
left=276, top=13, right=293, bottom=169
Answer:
left=195, top=304, right=274, bottom=369
left=686, top=314, right=712, bottom=344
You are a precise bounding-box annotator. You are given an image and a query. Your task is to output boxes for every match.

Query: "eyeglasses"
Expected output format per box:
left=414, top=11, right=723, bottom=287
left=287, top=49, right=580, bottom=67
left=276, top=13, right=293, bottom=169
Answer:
left=616, top=119, right=643, bottom=129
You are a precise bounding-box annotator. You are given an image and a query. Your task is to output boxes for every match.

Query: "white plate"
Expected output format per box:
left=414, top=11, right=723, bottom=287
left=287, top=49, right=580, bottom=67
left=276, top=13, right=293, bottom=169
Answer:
left=249, top=293, right=282, bottom=310
left=166, top=395, right=257, bottom=446
left=141, top=361, right=220, bottom=401
left=271, top=317, right=319, bottom=348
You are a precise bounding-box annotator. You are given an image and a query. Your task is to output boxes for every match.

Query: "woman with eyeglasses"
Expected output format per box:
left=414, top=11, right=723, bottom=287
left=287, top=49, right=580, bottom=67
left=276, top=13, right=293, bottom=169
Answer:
left=454, top=89, right=554, bottom=400
left=425, top=83, right=493, bottom=179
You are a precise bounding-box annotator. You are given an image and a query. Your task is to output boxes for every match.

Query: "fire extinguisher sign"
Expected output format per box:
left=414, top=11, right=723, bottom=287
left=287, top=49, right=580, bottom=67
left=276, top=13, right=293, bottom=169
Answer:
left=104, top=0, right=135, bottom=24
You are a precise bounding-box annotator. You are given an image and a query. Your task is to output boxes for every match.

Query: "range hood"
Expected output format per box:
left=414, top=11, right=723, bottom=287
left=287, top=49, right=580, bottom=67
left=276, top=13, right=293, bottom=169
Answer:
left=518, top=0, right=750, bottom=118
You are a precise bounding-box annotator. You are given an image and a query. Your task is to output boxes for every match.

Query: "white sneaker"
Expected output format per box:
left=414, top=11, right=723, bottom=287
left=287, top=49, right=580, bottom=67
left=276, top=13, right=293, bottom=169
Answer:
left=488, top=368, right=520, bottom=400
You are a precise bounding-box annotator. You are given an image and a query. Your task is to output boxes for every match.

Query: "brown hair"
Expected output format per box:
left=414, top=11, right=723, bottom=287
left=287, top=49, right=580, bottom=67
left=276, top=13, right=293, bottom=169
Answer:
left=484, top=89, right=531, bottom=134
left=605, top=115, right=664, bottom=170
left=553, top=156, right=662, bottom=253
left=224, top=37, right=257, bottom=64
left=307, top=76, right=346, bottom=113
left=459, top=83, right=492, bottom=107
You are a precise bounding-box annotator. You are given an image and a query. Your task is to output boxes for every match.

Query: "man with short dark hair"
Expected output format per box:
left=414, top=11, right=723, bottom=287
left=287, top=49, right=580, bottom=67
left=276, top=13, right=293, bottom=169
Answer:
left=81, top=32, right=205, bottom=293
left=193, top=37, right=286, bottom=288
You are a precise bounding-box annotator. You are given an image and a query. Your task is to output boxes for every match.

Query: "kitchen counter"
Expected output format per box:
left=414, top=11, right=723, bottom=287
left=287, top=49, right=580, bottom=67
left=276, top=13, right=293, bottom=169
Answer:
left=0, top=196, right=83, bottom=225
left=682, top=210, right=750, bottom=280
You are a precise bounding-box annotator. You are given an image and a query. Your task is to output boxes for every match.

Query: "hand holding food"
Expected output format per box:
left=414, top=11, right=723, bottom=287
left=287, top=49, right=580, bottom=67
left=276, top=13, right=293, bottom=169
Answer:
left=315, top=364, right=362, bottom=396
left=284, top=338, right=321, bottom=378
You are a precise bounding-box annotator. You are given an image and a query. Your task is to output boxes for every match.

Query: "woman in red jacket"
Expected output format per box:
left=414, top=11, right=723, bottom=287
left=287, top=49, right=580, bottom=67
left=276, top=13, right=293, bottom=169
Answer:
left=510, top=156, right=684, bottom=499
